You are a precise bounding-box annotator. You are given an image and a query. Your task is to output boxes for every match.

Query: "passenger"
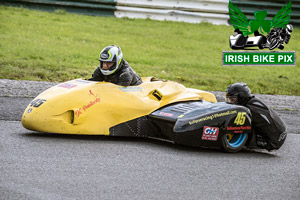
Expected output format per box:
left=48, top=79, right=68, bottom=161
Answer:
left=225, top=83, right=287, bottom=151
left=89, top=45, right=142, bottom=86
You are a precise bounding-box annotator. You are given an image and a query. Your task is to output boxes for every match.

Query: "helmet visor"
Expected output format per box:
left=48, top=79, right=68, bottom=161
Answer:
left=225, top=94, right=238, bottom=104
left=100, top=61, right=115, bottom=70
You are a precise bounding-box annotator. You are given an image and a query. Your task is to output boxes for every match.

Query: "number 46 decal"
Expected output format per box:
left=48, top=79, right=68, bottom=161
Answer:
left=234, top=112, right=246, bottom=125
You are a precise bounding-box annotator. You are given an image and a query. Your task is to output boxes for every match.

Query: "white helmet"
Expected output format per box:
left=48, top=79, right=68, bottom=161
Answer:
left=99, top=45, right=123, bottom=75
left=286, top=24, right=293, bottom=34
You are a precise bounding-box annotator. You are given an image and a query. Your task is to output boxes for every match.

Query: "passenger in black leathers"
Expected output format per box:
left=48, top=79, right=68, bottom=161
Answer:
left=89, top=45, right=142, bottom=86
left=226, top=83, right=287, bottom=151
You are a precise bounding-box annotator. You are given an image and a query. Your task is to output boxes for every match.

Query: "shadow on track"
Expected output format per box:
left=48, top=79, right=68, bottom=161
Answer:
left=21, top=131, right=277, bottom=157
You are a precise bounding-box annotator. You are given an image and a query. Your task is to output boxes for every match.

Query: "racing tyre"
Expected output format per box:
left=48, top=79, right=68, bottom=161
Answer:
left=269, top=39, right=279, bottom=50
left=258, top=37, right=266, bottom=49
left=221, top=133, right=248, bottom=153
left=278, top=45, right=284, bottom=50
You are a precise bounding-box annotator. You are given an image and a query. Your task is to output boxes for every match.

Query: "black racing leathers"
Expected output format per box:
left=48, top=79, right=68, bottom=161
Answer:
left=89, top=59, right=143, bottom=86
left=245, top=96, right=287, bottom=150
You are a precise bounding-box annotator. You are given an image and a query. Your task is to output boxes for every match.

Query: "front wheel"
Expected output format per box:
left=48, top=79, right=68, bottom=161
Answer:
left=269, top=38, right=280, bottom=50
left=221, top=133, right=248, bottom=153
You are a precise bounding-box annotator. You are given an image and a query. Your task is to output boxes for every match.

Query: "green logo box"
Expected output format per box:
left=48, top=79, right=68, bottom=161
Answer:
left=222, top=51, right=296, bottom=66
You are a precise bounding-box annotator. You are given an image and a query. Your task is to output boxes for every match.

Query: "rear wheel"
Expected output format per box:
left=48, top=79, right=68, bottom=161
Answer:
left=222, top=133, right=248, bottom=153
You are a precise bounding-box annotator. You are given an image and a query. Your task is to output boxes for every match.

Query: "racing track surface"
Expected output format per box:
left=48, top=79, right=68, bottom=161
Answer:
left=1, top=79, right=300, bottom=200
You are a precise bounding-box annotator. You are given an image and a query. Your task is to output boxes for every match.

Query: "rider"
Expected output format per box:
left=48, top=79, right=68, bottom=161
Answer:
left=225, top=83, right=287, bottom=151
left=89, top=45, right=143, bottom=86
left=266, top=24, right=293, bottom=50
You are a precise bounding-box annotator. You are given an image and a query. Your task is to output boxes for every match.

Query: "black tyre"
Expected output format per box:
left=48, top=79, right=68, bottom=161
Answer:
left=278, top=45, right=284, bottom=50
left=269, top=39, right=279, bottom=50
left=221, top=133, right=248, bottom=153
left=258, top=37, right=266, bottom=49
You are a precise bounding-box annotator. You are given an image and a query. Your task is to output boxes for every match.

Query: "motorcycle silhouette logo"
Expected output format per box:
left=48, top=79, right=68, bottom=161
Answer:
left=229, top=0, right=293, bottom=50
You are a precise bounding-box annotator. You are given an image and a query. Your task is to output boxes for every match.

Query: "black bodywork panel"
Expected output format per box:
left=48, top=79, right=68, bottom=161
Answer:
left=110, top=101, right=252, bottom=149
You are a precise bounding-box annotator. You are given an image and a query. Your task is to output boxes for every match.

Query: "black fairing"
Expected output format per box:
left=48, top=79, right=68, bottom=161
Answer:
left=149, top=101, right=252, bottom=149
left=109, top=116, right=162, bottom=138
left=109, top=101, right=252, bottom=149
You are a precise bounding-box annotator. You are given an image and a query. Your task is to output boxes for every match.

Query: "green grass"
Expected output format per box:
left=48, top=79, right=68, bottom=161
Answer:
left=1, top=6, right=300, bottom=95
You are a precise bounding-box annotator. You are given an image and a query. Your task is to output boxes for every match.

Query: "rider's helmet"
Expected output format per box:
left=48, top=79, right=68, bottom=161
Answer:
left=99, top=45, right=123, bottom=75
left=225, top=83, right=251, bottom=105
left=284, top=24, right=293, bottom=44
left=286, top=24, right=293, bottom=34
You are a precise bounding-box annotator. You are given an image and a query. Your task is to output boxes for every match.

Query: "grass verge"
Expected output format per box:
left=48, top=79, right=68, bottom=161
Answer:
left=0, top=6, right=300, bottom=95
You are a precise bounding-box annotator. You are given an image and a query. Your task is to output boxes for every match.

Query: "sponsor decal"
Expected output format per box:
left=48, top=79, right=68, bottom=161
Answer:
left=158, top=112, right=174, bottom=117
left=223, top=1, right=295, bottom=66
left=30, top=99, right=47, bottom=108
left=119, top=86, right=143, bottom=92
left=152, top=90, right=162, bottom=101
left=100, top=52, right=109, bottom=59
left=75, top=79, right=92, bottom=83
left=58, top=83, right=78, bottom=89
left=89, top=90, right=95, bottom=97
left=189, top=110, right=237, bottom=125
left=279, top=132, right=287, bottom=141
left=202, top=126, right=219, bottom=141
left=226, top=126, right=251, bottom=133
left=75, top=90, right=100, bottom=117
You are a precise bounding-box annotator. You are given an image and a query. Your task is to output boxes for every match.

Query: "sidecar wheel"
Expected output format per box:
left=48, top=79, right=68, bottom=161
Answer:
left=222, top=133, right=248, bottom=153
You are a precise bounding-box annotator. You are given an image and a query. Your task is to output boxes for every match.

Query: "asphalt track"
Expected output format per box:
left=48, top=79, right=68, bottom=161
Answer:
left=1, top=79, right=300, bottom=200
